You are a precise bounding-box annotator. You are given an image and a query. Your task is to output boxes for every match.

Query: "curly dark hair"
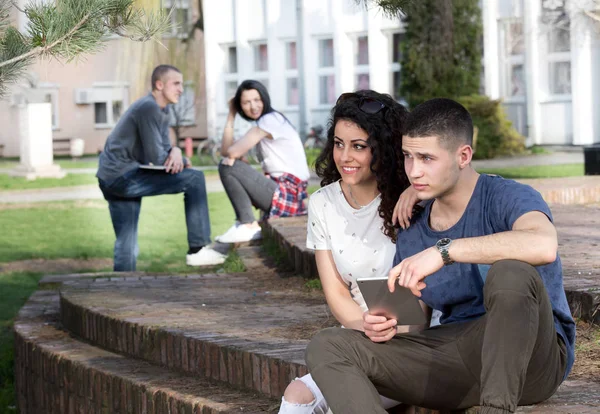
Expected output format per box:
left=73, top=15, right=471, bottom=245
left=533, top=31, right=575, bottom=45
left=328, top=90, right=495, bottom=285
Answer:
left=314, top=90, right=410, bottom=242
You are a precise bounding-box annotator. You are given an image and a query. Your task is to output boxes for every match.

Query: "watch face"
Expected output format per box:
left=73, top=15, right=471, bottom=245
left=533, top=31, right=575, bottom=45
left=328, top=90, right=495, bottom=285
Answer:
left=438, top=238, right=451, bottom=247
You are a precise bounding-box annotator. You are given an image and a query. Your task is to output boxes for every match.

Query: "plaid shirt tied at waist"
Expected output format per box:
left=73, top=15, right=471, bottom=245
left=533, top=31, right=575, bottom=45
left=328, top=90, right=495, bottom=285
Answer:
left=267, top=172, right=308, bottom=218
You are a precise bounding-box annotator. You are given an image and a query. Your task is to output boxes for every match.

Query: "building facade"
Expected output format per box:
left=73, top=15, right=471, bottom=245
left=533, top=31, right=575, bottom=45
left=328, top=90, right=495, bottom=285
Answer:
left=203, top=0, right=407, bottom=140
left=0, top=0, right=207, bottom=158
left=483, top=0, right=600, bottom=146
left=203, top=0, right=600, bottom=147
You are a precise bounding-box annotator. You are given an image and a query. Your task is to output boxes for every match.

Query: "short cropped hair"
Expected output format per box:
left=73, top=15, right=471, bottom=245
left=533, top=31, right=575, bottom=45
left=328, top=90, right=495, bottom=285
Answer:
left=151, top=65, right=181, bottom=91
left=404, top=98, right=473, bottom=149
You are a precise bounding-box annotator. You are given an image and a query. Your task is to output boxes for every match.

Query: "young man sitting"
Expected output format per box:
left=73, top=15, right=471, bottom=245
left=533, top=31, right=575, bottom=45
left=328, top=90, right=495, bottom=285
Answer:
left=305, top=98, right=575, bottom=414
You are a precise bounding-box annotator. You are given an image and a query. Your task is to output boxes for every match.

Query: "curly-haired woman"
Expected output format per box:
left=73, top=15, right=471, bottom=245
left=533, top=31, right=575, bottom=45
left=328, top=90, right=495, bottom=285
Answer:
left=278, top=91, right=434, bottom=414
left=216, top=80, right=310, bottom=243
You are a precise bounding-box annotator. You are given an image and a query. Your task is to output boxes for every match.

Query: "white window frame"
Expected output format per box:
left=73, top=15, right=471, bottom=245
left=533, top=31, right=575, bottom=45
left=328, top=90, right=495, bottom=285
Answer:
left=387, top=30, right=404, bottom=102
left=352, top=33, right=370, bottom=90
left=162, top=0, right=191, bottom=39
left=283, top=39, right=299, bottom=109
left=91, top=83, right=130, bottom=129
left=542, top=20, right=571, bottom=101
left=220, top=43, right=239, bottom=113
left=316, top=36, right=336, bottom=107
left=498, top=18, right=526, bottom=104
left=251, top=41, right=269, bottom=74
left=170, top=80, right=196, bottom=127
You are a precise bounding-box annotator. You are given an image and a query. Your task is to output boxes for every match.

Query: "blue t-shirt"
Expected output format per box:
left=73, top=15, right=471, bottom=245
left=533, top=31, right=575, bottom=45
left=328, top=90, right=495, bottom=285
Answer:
left=394, top=174, right=575, bottom=378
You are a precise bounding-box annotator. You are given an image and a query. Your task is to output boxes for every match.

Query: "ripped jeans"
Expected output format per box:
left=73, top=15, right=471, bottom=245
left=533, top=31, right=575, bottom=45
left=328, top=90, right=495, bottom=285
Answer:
left=278, top=374, right=399, bottom=414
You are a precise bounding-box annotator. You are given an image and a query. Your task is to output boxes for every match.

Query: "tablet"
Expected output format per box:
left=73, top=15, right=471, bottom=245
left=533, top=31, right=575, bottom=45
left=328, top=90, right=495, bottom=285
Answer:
left=139, top=165, right=167, bottom=170
left=357, top=277, right=428, bottom=325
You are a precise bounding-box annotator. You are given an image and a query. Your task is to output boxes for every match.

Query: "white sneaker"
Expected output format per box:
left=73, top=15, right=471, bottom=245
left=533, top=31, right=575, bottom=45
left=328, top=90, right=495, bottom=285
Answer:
left=215, top=223, right=239, bottom=243
left=186, top=246, right=227, bottom=266
left=215, top=224, right=262, bottom=243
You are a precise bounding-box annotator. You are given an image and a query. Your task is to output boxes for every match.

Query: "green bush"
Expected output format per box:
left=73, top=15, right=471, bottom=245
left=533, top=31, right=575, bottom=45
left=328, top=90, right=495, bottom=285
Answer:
left=305, top=148, right=322, bottom=170
left=458, top=94, right=525, bottom=160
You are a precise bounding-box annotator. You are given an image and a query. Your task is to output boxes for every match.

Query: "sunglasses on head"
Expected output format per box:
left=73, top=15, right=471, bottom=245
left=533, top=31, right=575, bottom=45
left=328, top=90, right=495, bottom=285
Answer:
left=336, top=92, right=387, bottom=115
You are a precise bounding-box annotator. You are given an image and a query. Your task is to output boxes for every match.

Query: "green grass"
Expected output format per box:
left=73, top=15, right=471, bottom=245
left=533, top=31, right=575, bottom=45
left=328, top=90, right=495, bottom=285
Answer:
left=0, top=193, right=235, bottom=265
left=0, top=173, right=99, bottom=190
left=0, top=157, right=99, bottom=170
left=0, top=168, right=219, bottom=191
left=528, top=145, right=551, bottom=155
left=0, top=191, right=240, bottom=411
left=305, top=279, right=322, bottom=290
left=477, top=163, right=584, bottom=179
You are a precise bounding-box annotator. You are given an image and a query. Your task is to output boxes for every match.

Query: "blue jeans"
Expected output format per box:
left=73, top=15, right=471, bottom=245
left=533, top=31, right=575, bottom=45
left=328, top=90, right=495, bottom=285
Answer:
left=98, top=168, right=211, bottom=271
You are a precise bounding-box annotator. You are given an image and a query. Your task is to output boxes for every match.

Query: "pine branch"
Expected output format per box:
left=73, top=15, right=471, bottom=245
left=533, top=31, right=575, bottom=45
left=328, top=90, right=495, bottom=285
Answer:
left=0, top=0, right=172, bottom=97
left=0, top=12, right=91, bottom=69
left=585, top=9, right=600, bottom=23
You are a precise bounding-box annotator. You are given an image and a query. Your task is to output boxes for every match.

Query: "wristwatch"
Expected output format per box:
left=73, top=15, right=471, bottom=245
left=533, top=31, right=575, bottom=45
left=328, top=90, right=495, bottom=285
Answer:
left=436, top=238, right=454, bottom=266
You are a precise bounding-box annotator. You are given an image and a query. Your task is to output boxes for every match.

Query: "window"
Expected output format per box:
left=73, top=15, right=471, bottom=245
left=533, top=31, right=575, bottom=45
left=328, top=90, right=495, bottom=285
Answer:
left=287, top=78, right=299, bottom=106
left=222, top=44, right=239, bottom=108
left=254, top=43, right=268, bottom=72
left=548, top=61, right=571, bottom=94
left=112, top=101, right=123, bottom=123
left=284, top=40, right=299, bottom=107
left=355, top=35, right=369, bottom=90
left=356, top=74, right=370, bottom=90
left=170, top=82, right=196, bottom=126
left=225, top=80, right=238, bottom=102
left=356, top=35, right=369, bottom=65
left=226, top=46, right=238, bottom=74
left=163, top=0, right=191, bottom=37
left=319, top=75, right=336, bottom=105
left=95, top=103, right=108, bottom=124
left=318, top=39, right=334, bottom=68
left=286, top=41, right=297, bottom=70
left=499, top=19, right=526, bottom=98
left=91, top=84, right=129, bottom=128
left=389, top=32, right=404, bottom=100
left=546, top=22, right=571, bottom=96
left=317, top=38, right=335, bottom=105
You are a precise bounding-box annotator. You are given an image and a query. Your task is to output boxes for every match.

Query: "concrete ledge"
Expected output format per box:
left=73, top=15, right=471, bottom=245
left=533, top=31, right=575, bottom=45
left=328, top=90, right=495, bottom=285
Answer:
left=14, top=291, right=277, bottom=414
left=264, top=205, right=600, bottom=324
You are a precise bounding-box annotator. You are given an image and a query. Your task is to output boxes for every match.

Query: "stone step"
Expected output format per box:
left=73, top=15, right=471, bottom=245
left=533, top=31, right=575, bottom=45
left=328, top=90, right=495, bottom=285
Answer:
left=54, top=271, right=600, bottom=413
left=14, top=290, right=279, bottom=414
left=58, top=273, right=317, bottom=399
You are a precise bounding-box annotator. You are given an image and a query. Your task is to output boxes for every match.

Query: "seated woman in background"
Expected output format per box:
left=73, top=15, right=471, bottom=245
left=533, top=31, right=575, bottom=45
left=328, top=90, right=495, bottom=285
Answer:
left=278, top=90, right=433, bottom=414
left=216, top=80, right=310, bottom=243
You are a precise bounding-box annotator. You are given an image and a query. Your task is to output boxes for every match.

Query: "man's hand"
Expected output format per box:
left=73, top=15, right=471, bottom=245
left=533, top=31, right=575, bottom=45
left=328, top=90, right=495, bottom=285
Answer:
left=392, top=186, right=420, bottom=230
left=388, top=246, right=443, bottom=297
left=164, top=147, right=184, bottom=174
left=363, top=312, right=397, bottom=343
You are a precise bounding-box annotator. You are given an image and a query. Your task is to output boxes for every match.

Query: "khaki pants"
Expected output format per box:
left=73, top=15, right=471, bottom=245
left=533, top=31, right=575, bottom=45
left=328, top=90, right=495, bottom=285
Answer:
left=306, top=260, right=568, bottom=414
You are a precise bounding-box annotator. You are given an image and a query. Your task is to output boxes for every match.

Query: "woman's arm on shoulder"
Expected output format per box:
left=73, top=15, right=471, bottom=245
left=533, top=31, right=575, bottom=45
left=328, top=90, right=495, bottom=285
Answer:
left=315, top=250, right=366, bottom=331
left=225, top=127, right=271, bottom=159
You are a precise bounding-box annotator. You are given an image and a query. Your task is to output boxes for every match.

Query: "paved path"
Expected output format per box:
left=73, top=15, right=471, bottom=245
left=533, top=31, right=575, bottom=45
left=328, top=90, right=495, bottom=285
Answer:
left=0, top=174, right=227, bottom=203
left=0, top=151, right=588, bottom=204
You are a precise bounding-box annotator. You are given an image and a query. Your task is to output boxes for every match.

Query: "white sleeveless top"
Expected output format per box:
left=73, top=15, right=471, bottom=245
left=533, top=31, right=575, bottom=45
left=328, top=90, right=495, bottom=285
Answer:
left=254, top=112, right=310, bottom=181
left=306, top=181, right=395, bottom=312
